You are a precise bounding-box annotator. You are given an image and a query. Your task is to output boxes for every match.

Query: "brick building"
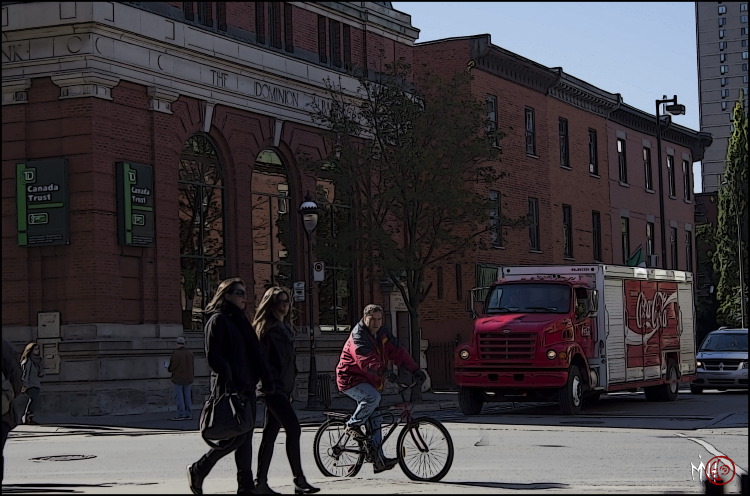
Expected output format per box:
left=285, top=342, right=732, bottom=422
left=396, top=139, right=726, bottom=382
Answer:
left=2, top=2, right=711, bottom=414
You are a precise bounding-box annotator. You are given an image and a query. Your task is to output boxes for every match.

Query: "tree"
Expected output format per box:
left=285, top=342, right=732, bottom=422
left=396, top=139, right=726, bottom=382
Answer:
left=306, top=57, right=514, bottom=364
left=713, top=90, right=748, bottom=327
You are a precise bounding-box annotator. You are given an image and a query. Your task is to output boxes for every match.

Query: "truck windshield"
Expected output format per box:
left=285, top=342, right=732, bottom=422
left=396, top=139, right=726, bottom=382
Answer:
left=486, top=283, right=570, bottom=314
left=699, top=333, right=748, bottom=352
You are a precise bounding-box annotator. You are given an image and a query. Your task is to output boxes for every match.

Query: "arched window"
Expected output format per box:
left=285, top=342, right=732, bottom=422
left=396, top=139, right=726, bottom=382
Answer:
left=252, top=149, right=294, bottom=302
left=179, top=134, right=226, bottom=331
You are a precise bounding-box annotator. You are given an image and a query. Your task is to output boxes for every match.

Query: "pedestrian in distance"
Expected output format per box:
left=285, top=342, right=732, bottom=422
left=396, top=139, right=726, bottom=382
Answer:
left=20, top=342, right=44, bottom=425
left=335, top=304, right=427, bottom=474
left=252, top=286, right=320, bottom=495
left=2, top=337, right=23, bottom=484
left=186, top=277, right=273, bottom=495
left=168, top=336, right=195, bottom=420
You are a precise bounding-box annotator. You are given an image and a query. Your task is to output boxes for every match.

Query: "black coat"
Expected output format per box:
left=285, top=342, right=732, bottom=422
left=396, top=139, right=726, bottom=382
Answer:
left=204, top=301, right=271, bottom=398
left=258, top=321, right=297, bottom=397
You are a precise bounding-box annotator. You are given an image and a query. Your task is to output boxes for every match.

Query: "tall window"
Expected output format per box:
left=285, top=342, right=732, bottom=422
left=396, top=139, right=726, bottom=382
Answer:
left=621, top=217, right=630, bottom=265
left=685, top=231, right=693, bottom=272
left=647, top=222, right=655, bottom=260
left=179, top=135, right=226, bottom=332
left=525, top=108, right=536, bottom=155
left=670, top=227, right=678, bottom=269
left=342, top=24, right=351, bottom=69
left=329, top=19, right=342, bottom=68
left=283, top=3, right=294, bottom=53
left=563, top=204, right=573, bottom=258
left=617, top=138, right=628, bottom=183
left=528, top=198, right=540, bottom=251
left=682, top=159, right=691, bottom=201
left=588, top=129, right=599, bottom=175
left=486, top=95, right=498, bottom=147
left=489, top=190, right=503, bottom=248
left=592, top=211, right=602, bottom=261
left=317, top=197, right=354, bottom=331
left=184, top=2, right=226, bottom=30
left=269, top=2, right=282, bottom=48
left=667, top=155, right=676, bottom=197
left=559, top=118, right=570, bottom=167
left=255, top=2, right=266, bottom=44
left=317, top=15, right=327, bottom=63
left=643, top=147, right=653, bottom=190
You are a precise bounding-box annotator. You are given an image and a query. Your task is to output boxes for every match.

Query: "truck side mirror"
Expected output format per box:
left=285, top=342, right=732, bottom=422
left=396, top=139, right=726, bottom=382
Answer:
left=588, top=289, right=599, bottom=315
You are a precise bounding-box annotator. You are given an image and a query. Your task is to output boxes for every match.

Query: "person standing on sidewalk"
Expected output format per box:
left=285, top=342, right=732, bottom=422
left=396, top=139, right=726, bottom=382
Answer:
left=252, top=287, right=319, bottom=495
left=336, top=304, right=426, bottom=474
left=168, top=336, right=194, bottom=420
left=2, top=337, right=23, bottom=484
left=187, top=277, right=272, bottom=495
left=20, top=342, right=44, bottom=425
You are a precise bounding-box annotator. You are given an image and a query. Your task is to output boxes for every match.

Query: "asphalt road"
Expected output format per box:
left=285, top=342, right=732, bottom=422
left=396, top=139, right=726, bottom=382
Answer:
left=2, top=388, right=747, bottom=494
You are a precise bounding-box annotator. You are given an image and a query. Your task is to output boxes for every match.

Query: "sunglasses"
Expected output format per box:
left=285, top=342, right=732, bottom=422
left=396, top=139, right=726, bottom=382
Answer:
left=229, top=290, right=247, bottom=297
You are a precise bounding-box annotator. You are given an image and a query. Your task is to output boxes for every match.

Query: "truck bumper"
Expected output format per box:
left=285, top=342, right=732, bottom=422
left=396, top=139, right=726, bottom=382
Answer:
left=455, top=369, right=569, bottom=388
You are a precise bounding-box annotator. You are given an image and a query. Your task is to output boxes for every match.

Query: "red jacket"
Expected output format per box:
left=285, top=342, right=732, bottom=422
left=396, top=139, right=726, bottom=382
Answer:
left=336, top=320, right=418, bottom=392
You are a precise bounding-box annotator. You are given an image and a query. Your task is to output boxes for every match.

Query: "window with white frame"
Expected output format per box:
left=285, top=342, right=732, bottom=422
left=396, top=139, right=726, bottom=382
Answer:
left=588, top=129, right=599, bottom=175
left=667, top=155, right=676, bottom=197
left=525, top=108, right=536, bottom=155
left=670, top=227, right=678, bottom=270
left=617, top=138, right=628, bottom=183
left=592, top=211, right=602, bottom=261
left=647, top=222, right=655, bottom=259
left=486, top=95, right=498, bottom=147
left=528, top=197, right=540, bottom=250
left=621, top=217, right=630, bottom=265
left=559, top=118, right=570, bottom=168
left=563, top=204, right=573, bottom=258
left=489, top=190, right=503, bottom=248
left=719, top=17, right=726, bottom=26
left=685, top=231, right=693, bottom=272
left=682, top=159, right=691, bottom=201
left=643, top=147, right=653, bottom=190
left=719, top=5, right=727, bottom=14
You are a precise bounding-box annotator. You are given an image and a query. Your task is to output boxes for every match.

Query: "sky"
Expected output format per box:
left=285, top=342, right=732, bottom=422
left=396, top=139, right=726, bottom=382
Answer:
left=394, top=2, right=703, bottom=192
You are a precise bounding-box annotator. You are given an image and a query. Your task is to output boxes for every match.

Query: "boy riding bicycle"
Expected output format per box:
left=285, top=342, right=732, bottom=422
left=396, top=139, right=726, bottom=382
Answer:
left=335, top=304, right=426, bottom=473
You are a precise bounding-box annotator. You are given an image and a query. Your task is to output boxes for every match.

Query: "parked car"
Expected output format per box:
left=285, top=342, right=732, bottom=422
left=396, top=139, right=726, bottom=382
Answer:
left=691, top=327, right=748, bottom=394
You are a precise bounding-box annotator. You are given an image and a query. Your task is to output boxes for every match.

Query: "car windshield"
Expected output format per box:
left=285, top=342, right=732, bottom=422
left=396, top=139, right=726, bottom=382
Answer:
left=486, top=283, right=570, bottom=314
left=699, top=333, right=748, bottom=352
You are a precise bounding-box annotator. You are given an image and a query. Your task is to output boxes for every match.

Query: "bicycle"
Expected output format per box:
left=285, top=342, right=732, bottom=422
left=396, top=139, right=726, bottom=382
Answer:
left=313, top=381, right=454, bottom=482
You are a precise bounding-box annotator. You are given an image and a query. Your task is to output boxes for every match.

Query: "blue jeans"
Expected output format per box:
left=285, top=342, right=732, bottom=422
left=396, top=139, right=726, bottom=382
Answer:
left=342, top=382, right=385, bottom=458
left=173, top=384, right=192, bottom=418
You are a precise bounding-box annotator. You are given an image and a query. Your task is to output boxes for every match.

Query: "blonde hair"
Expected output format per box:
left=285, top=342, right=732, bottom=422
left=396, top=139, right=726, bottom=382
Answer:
left=21, top=341, right=38, bottom=361
left=204, top=277, right=246, bottom=314
left=253, top=286, right=291, bottom=339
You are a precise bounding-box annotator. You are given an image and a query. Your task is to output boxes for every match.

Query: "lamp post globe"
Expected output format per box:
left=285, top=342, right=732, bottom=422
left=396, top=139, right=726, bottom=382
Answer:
left=299, top=193, right=321, bottom=409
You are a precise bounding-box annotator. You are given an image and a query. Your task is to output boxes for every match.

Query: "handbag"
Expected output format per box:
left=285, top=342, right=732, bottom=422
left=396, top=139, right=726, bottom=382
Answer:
left=199, top=384, right=254, bottom=448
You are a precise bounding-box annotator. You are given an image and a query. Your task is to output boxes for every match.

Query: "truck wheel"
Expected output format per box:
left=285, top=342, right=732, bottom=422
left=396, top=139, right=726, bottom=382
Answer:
left=558, top=365, right=583, bottom=415
left=458, top=387, right=484, bottom=415
left=644, top=359, right=679, bottom=402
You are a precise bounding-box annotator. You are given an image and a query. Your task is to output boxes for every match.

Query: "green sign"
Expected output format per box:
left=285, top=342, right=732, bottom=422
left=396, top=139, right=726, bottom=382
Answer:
left=16, top=159, right=69, bottom=246
left=116, top=162, right=155, bottom=247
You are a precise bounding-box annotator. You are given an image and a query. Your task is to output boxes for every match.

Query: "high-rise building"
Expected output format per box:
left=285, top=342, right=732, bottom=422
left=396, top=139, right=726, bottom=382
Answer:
left=695, top=1, right=750, bottom=193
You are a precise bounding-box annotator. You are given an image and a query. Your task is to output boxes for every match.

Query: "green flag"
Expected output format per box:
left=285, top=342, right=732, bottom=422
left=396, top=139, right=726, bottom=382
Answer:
left=626, top=245, right=645, bottom=267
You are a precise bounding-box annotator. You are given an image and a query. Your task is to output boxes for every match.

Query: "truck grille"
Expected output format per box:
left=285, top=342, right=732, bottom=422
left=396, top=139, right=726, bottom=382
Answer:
left=702, top=359, right=744, bottom=371
left=478, top=332, right=536, bottom=360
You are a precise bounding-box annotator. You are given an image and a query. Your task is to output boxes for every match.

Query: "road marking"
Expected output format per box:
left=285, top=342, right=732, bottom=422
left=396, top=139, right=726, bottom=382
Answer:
left=676, top=433, right=748, bottom=476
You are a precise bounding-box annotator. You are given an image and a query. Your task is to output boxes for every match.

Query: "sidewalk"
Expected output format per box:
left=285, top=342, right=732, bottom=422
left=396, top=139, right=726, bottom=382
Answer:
left=37, top=390, right=459, bottom=431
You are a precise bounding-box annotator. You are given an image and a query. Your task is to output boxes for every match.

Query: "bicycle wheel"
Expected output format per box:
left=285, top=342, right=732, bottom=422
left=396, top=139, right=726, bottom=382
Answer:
left=396, top=417, right=454, bottom=482
left=313, top=419, right=365, bottom=477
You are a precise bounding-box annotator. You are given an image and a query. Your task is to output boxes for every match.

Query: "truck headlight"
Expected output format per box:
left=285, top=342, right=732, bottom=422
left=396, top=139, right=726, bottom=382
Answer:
left=696, top=360, right=702, bottom=368
left=459, top=349, right=470, bottom=360
left=740, top=361, right=748, bottom=370
left=546, top=349, right=557, bottom=360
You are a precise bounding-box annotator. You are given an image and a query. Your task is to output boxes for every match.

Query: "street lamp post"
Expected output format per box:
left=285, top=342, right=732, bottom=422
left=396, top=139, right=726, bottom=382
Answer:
left=654, top=95, right=686, bottom=269
left=299, top=193, right=321, bottom=410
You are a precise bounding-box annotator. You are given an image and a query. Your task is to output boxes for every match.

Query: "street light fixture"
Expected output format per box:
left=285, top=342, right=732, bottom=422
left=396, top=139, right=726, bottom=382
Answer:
left=654, top=95, right=686, bottom=269
left=299, top=193, right=321, bottom=409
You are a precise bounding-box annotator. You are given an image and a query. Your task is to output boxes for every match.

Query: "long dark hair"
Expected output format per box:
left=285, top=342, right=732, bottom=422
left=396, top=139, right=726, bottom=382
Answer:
left=204, top=277, right=245, bottom=314
left=252, top=286, right=291, bottom=339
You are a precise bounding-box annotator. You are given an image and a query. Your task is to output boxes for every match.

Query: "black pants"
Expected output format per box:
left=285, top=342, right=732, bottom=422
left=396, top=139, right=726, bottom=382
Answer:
left=256, top=394, right=303, bottom=483
left=194, top=430, right=256, bottom=490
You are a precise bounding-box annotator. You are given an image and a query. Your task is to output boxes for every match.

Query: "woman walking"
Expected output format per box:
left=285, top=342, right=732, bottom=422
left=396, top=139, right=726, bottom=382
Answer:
left=253, top=287, right=319, bottom=495
left=186, top=277, right=271, bottom=494
left=20, top=342, right=44, bottom=425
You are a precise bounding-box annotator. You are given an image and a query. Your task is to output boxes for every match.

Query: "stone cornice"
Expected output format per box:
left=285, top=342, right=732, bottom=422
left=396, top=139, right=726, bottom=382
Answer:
left=1, top=2, right=368, bottom=128
left=2, top=78, right=31, bottom=105
left=51, top=72, right=119, bottom=100
left=610, top=104, right=713, bottom=161
left=549, top=71, right=622, bottom=117
left=469, top=35, right=559, bottom=95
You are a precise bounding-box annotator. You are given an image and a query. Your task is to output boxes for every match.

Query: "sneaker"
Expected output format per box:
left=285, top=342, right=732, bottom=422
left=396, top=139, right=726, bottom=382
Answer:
left=187, top=463, right=204, bottom=494
left=373, top=456, right=398, bottom=474
left=345, top=424, right=366, bottom=440
left=171, top=416, right=186, bottom=421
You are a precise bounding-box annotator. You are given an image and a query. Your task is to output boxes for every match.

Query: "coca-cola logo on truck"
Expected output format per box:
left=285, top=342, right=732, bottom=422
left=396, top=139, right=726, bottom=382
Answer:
left=624, top=281, right=680, bottom=369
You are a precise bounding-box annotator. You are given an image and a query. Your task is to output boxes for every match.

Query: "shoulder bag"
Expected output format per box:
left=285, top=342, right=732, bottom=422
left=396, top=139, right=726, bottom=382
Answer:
left=199, top=382, right=254, bottom=448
